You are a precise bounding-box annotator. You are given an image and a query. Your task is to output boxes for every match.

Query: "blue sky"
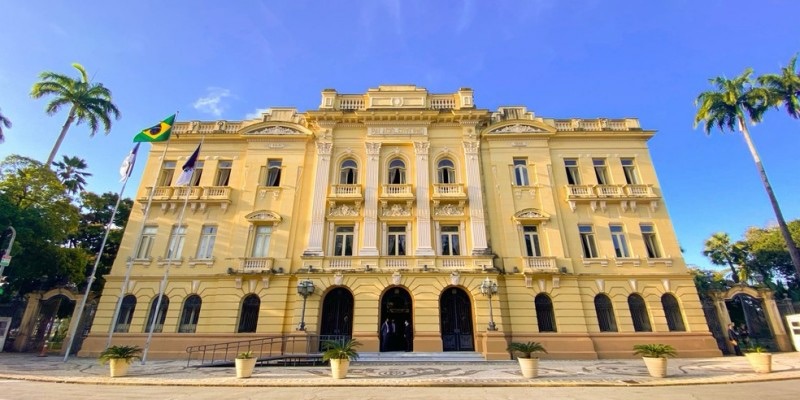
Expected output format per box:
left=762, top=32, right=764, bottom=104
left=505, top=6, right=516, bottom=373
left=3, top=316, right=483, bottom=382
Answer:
left=1, top=1, right=799, bottom=272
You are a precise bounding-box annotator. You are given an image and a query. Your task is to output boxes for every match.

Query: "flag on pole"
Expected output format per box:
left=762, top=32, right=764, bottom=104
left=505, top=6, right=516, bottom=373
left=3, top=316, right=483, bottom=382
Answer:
left=175, top=145, right=201, bottom=186
left=119, top=143, right=141, bottom=182
left=134, top=114, right=175, bottom=142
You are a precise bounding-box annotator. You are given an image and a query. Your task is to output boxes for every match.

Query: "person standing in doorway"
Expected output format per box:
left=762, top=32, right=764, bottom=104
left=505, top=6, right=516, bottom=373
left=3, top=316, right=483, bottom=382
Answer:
left=380, top=318, right=390, bottom=352
left=404, top=320, right=412, bottom=352
left=727, top=323, right=743, bottom=356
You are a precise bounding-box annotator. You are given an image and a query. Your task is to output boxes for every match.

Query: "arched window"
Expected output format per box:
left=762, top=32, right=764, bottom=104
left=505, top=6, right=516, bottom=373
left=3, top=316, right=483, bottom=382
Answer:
left=388, top=159, right=406, bottom=184
left=114, top=295, right=136, bottom=333
left=535, top=294, right=557, bottom=332
left=437, top=159, right=455, bottom=184
left=594, top=294, right=617, bottom=332
left=661, top=293, right=686, bottom=332
left=628, top=294, right=652, bottom=332
left=144, top=295, right=169, bottom=333
left=237, top=294, right=261, bottom=333
left=340, top=159, right=358, bottom=184
left=178, top=295, right=202, bottom=333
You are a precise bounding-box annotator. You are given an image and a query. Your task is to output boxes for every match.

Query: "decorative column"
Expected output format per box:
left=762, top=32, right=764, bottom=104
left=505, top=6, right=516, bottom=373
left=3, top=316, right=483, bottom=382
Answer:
left=303, top=141, right=333, bottom=256
left=360, top=142, right=381, bottom=256
left=463, top=140, right=490, bottom=255
left=414, top=142, right=435, bottom=256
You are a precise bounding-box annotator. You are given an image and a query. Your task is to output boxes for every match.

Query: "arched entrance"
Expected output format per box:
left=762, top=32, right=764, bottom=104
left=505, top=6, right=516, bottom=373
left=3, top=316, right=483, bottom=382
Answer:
left=29, top=293, right=75, bottom=352
left=439, top=287, right=474, bottom=352
left=726, top=293, right=774, bottom=348
left=320, top=287, right=354, bottom=345
left=380, top=287, right=412, bottom=352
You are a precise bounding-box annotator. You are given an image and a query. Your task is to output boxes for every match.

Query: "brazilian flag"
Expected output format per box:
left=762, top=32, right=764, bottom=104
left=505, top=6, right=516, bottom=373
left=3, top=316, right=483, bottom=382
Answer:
left=133, top=114, right=175, bottom=142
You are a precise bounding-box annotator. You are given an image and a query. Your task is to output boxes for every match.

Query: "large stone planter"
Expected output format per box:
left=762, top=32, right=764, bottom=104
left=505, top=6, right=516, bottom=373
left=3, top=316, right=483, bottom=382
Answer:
left=745, top=352, right=772, bottom=374
left=235, top=358, right=257, bottom=378
left=109, top=359, right=130, bottom=378
left=330, top=359, right=350, bottom=379
left=517, top=357, right=540, bottom=378
left=642, top=357, right=668, bottom=378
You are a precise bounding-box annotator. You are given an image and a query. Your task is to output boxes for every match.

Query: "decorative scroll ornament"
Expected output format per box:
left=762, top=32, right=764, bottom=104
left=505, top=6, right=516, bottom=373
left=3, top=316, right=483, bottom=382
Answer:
left=246, top=125, right=301, bottom=135
left=489, top=124, right=546, bottom=134
left=329, top=203, right=360, bottom=217
left=434, top=203, right=464, bottom=216
left=245, top=210, right=282, bottom=223
left=382, top=203, right=411, bottom=217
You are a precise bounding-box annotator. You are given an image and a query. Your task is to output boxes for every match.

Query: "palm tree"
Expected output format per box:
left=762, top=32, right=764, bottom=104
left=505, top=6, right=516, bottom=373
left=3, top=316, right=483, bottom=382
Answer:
left=703, top=232, right=748, bottom=283
left=694, top=69, right=800, bottom=280
left=0, top=108, right=11, bottom=144
left=30, top=63, right=121, bottom=166
left=52, top=155, right=92, bottom=194
left=758, top=54, right=800, bottom=119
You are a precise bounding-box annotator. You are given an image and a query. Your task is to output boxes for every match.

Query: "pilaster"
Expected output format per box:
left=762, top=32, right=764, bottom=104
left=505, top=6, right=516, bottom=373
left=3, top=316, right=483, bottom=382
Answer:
left=304, top=140, right=333, bottom=256
left=361, top=142, right=381, bottom=256
left=414, top=141, right=435, bottom=256
left=463, top=138, right=490, bottom=255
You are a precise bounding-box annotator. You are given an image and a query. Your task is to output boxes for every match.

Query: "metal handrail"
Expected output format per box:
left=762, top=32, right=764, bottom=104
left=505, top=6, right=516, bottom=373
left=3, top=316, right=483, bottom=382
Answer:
left=185, top=334, right=325, bottom=367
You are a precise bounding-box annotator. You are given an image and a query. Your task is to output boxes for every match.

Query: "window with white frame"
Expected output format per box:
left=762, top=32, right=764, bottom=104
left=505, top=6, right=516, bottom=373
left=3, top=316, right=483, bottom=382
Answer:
left=621, top=158, right=639, bottom=184
left=564, top=158, right=581, bottom=185
left=264, top=159, right=282, bottom=186
left=440, top=225, right=461, bottom=256
left=166, top=225, right=187, bottom=259
left=641, top=224, right=662, bottom=258
left=593, top=158, right=609, bottom=185
left=388, top=159, right=406, bottom=184
left=214, top=161, right=232, bottom=186
left=387, top=226, right=407, bottom=256
left=195, top=225, right=217, bottom=260
left=522, top=225, right=542, bottom=257
left=333, top=226, right=354, bottom=256
left=437, top=159, right=455, bottom=184
left=178, top=295, right=202, bottom=333
left=157, top=161, right=175, bottom=186
left=579, top=224, right=599, bottom=258
left=340, top=160, right=358, bottom=184
left=513, top=158, right=530, bottom=186
left=189, top=161, right=204, bottom=186
left=251, top=225, right=272, bottom=258
left=609, top=224, right=630, bottom=258
left=135, top=226, right=158, bottom=259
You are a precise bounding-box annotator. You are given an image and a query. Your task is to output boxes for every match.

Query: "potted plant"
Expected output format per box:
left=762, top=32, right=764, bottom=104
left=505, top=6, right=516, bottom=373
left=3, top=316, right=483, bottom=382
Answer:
left=632, top=343, right=677, bottom=378
left=744, top=345, right=772, bottom=373
left=235, top=350, right=257, bottom=378
left=321, top=338, right=361, bottom=379
left=98, top=345, right=142, bottom=377
left=507, top=341, right=547, bottom=378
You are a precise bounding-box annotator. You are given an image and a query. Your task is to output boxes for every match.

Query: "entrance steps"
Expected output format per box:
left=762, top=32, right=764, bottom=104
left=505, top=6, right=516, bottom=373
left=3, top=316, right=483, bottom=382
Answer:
left=356, top=351, right=485, bottom=363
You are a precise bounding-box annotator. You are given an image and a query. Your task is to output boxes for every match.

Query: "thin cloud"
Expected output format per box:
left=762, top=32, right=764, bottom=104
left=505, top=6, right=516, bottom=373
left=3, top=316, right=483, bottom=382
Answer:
left=193, top=87, right=232, bottom=117
left=245, top=107, right=270, bottom=120
left=456, top=0, right=475, bottom=34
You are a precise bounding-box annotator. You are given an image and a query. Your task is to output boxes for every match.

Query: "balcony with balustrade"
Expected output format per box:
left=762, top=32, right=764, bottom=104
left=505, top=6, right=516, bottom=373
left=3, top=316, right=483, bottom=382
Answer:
left=138, top=186, right=233, bottom=211
left=329, top=184, right=363, bottom=200
left=380, top=184, right=414, bottom=200
left=239, top=257, right=274, bottom=273
left=564, top=184, right=660, bottom=212
left=432, top=183, right=467, bottom=201
left=311, top=255, right=494, bottom=273
left=522, top=256, right=559, bottom=273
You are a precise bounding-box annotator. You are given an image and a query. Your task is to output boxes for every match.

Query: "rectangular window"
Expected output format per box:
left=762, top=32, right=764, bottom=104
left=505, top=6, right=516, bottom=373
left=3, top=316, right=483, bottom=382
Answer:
left=523, top=225, right=542, bottom=257
left=609, top=224, right=630, bottom=258
left=593, top=158, right=609, bottom=185
left=251, top=226, right=272, bottom=257
left=196, top=225, right=217, bottom=259
left=641, top=224, right=662, bottom=258
left=135, top=226, right=158, bottom=259
left=513, top=158, right=530, bottom=186
left=166, top=225, right=187, bottom=259
left=334, top=226, right=354, bottom=256
left=579, top=225, right=599, bottom=258
left=214, top=161, right=232, bottom=186
left=157, top=161, right=176, bottom=186
left=265, top=159, right=282, bottom=187
left=440, top=225, right=461, bottom=256
left=387, top=226, right=407, bottom=256
left=565, top=158, right=581, bottom=185
left=189, top=161, right=204, bottom=186
left=621, top=158, right=639, bottom=184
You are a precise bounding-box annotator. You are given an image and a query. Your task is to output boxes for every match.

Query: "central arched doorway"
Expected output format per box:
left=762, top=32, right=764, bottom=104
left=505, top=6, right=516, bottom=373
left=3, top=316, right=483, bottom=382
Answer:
left=380, top=287, right=412, bottom=352
left=726, top=293, right=774, bottom=348
left=439, top=287, right=474, bottom=351
left=320, top=287, right=354, bottom=346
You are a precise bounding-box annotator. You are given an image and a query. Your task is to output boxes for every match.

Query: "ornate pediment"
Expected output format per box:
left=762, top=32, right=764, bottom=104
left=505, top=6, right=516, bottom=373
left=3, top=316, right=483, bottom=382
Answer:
left=244, top=125, right=303, bottom=135
left=488, top=124, right=548, bottom=134
left=245, top=210, right=282, bottom=223
left=513, top=208, right=550, bottom=222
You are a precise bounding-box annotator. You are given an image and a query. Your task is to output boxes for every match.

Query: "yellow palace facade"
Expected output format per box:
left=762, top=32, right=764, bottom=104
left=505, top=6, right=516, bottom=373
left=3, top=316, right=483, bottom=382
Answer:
left=80, top=85, right=721, bottom=359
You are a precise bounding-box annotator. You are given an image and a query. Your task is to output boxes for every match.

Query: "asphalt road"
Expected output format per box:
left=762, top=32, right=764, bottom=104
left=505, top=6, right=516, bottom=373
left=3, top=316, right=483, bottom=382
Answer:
left=1, top=379, right=800, bottom=400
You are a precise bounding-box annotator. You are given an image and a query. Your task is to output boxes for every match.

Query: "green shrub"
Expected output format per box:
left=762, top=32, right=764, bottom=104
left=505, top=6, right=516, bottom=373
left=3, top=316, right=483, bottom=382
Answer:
left=632, top=343, right=677, bottom=358
left=507, top=341, right=547, bottom=358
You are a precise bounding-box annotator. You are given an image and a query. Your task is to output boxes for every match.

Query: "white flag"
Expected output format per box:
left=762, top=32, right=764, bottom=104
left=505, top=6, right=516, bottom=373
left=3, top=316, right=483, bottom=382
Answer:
left=175, top=144, right=201, bottom=186
left=119, top=143, right=140, bottom=182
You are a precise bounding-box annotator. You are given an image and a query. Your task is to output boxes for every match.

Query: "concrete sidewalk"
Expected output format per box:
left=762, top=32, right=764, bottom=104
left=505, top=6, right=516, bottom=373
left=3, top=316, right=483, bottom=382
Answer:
left=0, top=352, right=798, bottom=387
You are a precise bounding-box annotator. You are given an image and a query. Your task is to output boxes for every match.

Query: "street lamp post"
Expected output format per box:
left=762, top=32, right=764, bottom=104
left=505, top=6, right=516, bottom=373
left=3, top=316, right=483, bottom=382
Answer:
left=480, top=277, right=498, bottom=331
left=296, top=279, right=315, bottom=331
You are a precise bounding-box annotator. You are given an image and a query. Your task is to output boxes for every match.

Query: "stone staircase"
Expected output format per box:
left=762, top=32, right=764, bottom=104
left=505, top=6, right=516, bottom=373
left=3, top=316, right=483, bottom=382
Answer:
left=355, top=351, right=485, bottom=363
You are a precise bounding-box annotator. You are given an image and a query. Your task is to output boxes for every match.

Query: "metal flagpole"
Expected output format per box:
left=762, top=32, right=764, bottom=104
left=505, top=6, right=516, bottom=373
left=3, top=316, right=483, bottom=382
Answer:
left=141, top=139, right=202, bottom=365
left=107, top=118, right=177, bottom=347
left=63, top=175, right=131, bottom=362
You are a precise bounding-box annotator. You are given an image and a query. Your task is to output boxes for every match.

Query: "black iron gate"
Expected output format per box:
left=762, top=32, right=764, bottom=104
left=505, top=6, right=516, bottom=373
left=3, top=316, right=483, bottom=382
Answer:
left=700, top=297, right=728, bottom=354
left=727, top=293, right=776, bottom=350
left=440, top=287, right=474, bottom=351
left=380, top=287, right=412, bottom=352
left=319, top=288, right=353, bottom=350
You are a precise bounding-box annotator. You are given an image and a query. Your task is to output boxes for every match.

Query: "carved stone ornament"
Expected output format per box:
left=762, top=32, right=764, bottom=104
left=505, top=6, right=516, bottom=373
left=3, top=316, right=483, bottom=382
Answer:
left=450, top=271, right=460, bottom=286
left=334, top=272, right=344, bottom=286
left=246, top=125, right=301, bottom=135
left=489, top=124, right=546, bottom=134
left=245, top=210, right=282, bottom=223
left=514, top=208, right=548, bottom=221
left=382, top=203, right=411, bottom=217
left=329, top=203, right=360, bottom=217
left=392, top=271, right=402, bottom=285
left=368, top=126, right=427, bottom=136
left=434, top=203, right=464, bottom=216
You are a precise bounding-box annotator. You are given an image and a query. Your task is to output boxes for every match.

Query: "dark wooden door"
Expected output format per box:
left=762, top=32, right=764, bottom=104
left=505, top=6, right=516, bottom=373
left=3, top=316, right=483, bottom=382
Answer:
left=440, top=287, right=474, bottom=351
left=380, top=287, right=412, bottom=352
